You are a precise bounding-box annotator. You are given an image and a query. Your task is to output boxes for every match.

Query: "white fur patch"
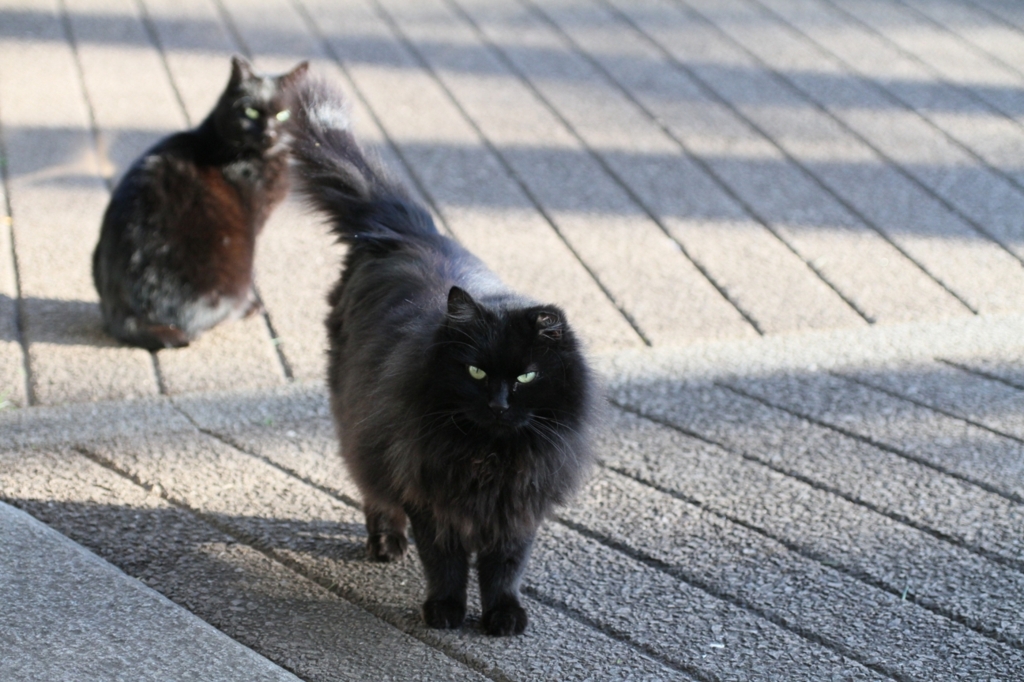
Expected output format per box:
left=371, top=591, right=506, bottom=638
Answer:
left=309, top=99, right=351, bottom=132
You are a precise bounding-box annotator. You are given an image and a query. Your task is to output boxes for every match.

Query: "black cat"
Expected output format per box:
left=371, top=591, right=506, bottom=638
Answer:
left=289, top=78, right=598, bottom=636
left=92, top=56, right=308, bottom=349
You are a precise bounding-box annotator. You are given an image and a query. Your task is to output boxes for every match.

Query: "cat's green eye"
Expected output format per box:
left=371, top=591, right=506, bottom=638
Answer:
left=244, top=107, right=260, bottom=120
left=468, top=365, right=487, bottom=380
left=275, top=109, right=291, bottom=122
left=517, top=371, right=537, bottom=384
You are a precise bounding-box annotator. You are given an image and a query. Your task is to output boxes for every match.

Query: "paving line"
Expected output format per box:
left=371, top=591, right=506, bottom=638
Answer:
left=518, top=0, right=879, bottom=329
left=592, top=0, right=980, bottom=317
left=55, top=0, right=173, bottom=395
left=291, top=0, right=652, bottom=347
left=962, top=0, right=1024, bottom=58
left=553, top=516, right=898, bottom=681
left=563, top=467, right=1024, bottom=679
left=849, top=362, right=1024, bottom=472
left=359, top=0, right=655, bottom=346
left=754, top=0, right=1024, bottom=200
left=665, top=0, right=1024, bottom=270
left=721, top=370, right=1024, bottom=503
left=719, top=381, right=1024, bottom=571
left=133, top=0, right=191, bottom=127
left=612, top=385, right=1024, bottom=572
left=443, top=0, right=771, bottom=337
left=0, top=100, right=33, bottom=406
left=733, top=372, right=1024, bottom=509
left=239, top=0, right=643, bottom=351
left=601, top=457, right=1024, bottom=652
left=607, top=397, right=1024, bottom=650
left=892, top=0, right=1024, bottom=115
left=943, top=358, right=1024, bottom=395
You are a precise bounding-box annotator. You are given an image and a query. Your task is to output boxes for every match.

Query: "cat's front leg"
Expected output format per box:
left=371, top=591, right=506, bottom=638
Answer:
left=406, top=506, right=469, bottom=629
left=477, top=534, right=534, bottom=636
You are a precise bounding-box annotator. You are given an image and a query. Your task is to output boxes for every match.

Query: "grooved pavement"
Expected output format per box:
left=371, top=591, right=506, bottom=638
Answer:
left=2, top=0, right=1024, bottom=679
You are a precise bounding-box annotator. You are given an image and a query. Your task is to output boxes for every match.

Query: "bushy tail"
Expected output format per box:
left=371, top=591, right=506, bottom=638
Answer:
left=289, top=77, right=437, bottom=242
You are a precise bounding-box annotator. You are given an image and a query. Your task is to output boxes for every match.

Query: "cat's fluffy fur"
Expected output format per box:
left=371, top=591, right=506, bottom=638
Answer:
left=92, top=56, right=308, bottom=349
left=289, top=77, right=598, bottom=636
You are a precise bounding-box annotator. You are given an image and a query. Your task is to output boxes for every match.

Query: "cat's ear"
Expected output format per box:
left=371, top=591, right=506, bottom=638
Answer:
left=278, top=61, right=310, bottom=89
left=533, top=308, right=564, bottom=342
left=446, top=286, right=480, bottom=324
left=229, top=55, right=255, bottom=86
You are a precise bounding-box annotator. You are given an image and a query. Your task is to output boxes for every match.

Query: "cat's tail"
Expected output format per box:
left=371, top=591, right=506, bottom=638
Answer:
left=289, top=77, right=437, bottom=243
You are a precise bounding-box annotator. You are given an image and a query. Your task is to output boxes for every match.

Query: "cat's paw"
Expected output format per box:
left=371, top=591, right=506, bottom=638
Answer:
left=367, top=532, right=407, bottom=562
left=242, top=299, right=265, bottom=318
left=481, top=602, right=528, bottom=636
left=422, top=598, right=466, bottom=629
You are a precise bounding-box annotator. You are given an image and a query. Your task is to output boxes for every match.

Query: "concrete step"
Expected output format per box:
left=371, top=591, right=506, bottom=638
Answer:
left=0, top=500, right=299, bottom=682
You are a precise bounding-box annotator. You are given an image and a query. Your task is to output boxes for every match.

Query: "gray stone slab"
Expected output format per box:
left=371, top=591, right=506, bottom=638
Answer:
left=0, top=392, right=191, bottom=449
left=756, top=0, right=1024, bottom=187
left=0, top=448, right=487, bottom=682
left=955, top=0, right=1024, bottom=93
left=850, top=0, right=1024, bottom=115
left=946, top=347, right=1024, bottom=393
left=691, top=0, right=1024, bottom=265
left=604, top=0, right=1024, bottom=316
left=597, top=406, right=1024, bottom=648
left=135, top=0, right=238, bottom=127
left=723, top=370, right=1024, bottom=501
left=563, top=468, right=1024, bottom=680
left=541, top=0, right=968, bottom=327
left=452, top=0, right=865, bottom=336
left=609, top=378, right=1024, bottom=567
left=367, top=0, right=757, bottom=346
left=846, top=357, right=1024, bottom=441
left=529, top=523, right=873, bottom=682
left=78, top=426, right=688, bottom=680
left=0, top=499, right=299, bottom=682
left=0, top=1, right=158, bottom=404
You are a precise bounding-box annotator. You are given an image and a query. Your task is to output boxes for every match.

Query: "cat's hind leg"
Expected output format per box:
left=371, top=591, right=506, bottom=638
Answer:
left=241, top=286, right=264, bottom=319
left=365, top=503, right=408, bottom=562
left=477, top=535, right=534, bottom=636
left=406, top=506, right=468, bottom=629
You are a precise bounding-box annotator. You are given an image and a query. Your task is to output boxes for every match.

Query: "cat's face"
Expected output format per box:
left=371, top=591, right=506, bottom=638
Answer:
left=215, top=57, right=308, bottom=153
left=433, top=287, right=585, bottom=434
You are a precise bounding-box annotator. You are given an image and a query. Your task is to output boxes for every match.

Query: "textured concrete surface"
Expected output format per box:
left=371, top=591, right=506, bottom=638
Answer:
left=3, top=0, right=1024, bottom=679
left=0, top=500, right=300, bottom=681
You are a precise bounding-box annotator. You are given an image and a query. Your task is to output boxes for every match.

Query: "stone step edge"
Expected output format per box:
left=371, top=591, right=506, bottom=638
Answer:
left=4, top=311, right=1024, bottom=449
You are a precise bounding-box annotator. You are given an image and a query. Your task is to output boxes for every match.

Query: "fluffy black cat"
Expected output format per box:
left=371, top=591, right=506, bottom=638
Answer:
left=289, top=78, right=598, bottom=636
left=92, top=56, right=308, bottom=349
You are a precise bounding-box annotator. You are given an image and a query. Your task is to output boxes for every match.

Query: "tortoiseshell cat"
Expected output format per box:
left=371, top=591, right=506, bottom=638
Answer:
left=289, top=77, right=598, bottom=636
left=92, top=56, right=308, bottom=349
